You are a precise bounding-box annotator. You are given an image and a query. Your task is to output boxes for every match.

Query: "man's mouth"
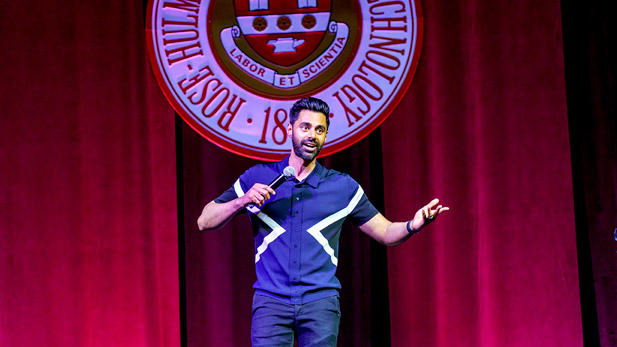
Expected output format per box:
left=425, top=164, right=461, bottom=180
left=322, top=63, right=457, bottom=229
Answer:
left=303, top=141, right=317, bottom=150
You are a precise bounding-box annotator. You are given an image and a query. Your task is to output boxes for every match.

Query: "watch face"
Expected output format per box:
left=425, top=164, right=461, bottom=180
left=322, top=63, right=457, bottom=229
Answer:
left=147, top=0, right=423, bottom=161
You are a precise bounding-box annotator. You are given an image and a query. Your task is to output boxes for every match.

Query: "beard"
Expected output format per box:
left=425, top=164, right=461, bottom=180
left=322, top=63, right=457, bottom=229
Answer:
left=292, top=134, right=323, bottom=162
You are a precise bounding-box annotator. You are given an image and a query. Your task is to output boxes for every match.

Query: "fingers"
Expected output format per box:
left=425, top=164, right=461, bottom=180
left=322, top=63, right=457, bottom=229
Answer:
left=427, top=198, right=440, bottom=209
left=247, top=184, right=276, bottom=206
left=254, top=184, right=275, bottom=197
left=424, top=199, right=439, bottom=219
left=250, top=193, right=266, bottom=206
left=248, top=192, right=266, bottom=206
left=423, top=199, right=450, bottom=222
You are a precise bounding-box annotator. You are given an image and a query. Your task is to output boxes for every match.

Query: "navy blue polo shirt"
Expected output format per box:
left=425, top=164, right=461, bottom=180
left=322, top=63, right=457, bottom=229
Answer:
left=215, top=156, right=379, bottom=304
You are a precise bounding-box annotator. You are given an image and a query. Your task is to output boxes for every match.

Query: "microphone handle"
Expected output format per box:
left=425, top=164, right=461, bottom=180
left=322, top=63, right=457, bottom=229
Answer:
left=247, top=173, right=288, bottom=208
left=268, top=174, right=286, bottom=190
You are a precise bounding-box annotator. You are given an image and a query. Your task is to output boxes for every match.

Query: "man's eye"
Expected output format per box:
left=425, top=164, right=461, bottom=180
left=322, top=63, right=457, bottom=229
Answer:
left=316, top=129, right=324, bottom=134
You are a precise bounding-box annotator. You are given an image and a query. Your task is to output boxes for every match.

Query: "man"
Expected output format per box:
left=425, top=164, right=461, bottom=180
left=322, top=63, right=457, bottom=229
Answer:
left=197, top=97, right=448, bottom=346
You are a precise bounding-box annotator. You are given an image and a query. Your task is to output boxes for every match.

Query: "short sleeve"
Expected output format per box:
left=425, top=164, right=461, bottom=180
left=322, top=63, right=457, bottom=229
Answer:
left=347, top=179, right=379, bottom=226
left=214, top=184, right=239, bottom=204
left=213, top=167, right=254, bottom=204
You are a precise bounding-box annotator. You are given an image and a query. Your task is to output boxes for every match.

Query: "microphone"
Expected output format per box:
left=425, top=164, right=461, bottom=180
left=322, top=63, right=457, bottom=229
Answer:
left=268, top=166, right=296, bottom=190
left=247, top=166, right=295, bottom=209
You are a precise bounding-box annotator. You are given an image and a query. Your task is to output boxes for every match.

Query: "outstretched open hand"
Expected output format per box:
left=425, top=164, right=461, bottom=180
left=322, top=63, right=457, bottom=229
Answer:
left=409, top=198, right=449, bottom=232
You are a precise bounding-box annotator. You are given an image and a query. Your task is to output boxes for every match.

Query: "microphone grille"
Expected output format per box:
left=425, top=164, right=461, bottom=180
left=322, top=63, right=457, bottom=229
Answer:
left=283, top=166, right=295, bottom=178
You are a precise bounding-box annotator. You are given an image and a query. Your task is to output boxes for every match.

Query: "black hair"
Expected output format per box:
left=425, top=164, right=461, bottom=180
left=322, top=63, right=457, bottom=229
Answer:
left=289, top=97, right=330, bottom=129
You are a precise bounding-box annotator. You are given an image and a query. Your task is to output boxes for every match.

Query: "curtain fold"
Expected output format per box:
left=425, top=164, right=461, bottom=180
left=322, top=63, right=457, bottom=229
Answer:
left=383, top=0, right=582, bottom=345
left=0, top=2, right=179, bottom=346
left=562, top=0, right=617, bottom=345
left=0, top=0, right=594, bottom=345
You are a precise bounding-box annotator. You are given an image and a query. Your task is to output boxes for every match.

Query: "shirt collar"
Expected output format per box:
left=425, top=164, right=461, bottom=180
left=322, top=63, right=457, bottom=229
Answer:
left=304, top=161, right=324, bottom=188
left=279, top=156, right=324, bottom=188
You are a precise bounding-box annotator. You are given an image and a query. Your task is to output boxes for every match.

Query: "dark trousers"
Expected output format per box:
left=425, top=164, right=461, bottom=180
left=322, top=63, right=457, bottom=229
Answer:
left=251, top=294, right=341, bottom=347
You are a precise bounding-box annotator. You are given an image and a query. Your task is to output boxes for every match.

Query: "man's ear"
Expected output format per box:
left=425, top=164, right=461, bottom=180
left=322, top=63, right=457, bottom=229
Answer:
left=287, top=123, right=292, bottom=138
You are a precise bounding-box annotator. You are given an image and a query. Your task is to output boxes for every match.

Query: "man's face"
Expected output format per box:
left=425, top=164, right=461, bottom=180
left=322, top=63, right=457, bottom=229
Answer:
left=288, top=110, right=328, bottom=162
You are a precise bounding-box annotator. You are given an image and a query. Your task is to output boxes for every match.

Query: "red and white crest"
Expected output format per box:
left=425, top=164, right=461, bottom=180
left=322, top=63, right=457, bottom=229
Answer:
left=234, top=0, right=332, bottom=66
left=147, top=0, right=423, bottom=161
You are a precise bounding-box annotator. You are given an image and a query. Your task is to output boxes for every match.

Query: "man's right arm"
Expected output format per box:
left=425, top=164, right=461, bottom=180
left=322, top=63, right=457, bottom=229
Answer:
left=197, top=183, right=276, bottom=231
left=197, top=199, right=247, bottom=231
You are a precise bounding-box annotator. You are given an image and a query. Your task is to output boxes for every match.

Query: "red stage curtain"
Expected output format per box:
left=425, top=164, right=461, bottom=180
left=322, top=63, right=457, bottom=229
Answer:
left=1, top=0, right=589, bottom=345
left=0, top=2, right=179, bottom=346
left=562, top=0, right=617, bottom=344
left=181, top=0, right=584, bottom=345
left=382, top=0, right=583, bottom=346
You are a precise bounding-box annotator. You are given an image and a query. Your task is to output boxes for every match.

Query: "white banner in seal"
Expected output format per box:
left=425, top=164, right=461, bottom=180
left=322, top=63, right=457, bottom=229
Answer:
left=220, top=21, right=349, bottom=89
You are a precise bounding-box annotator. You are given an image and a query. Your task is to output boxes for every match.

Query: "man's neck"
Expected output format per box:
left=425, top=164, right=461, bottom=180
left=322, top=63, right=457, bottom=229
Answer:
left=288, top=153, right=317, bottom=181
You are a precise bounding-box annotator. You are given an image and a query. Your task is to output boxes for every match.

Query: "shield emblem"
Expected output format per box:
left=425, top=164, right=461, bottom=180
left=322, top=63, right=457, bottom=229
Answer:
left=234, top=0, right=332, bottom=67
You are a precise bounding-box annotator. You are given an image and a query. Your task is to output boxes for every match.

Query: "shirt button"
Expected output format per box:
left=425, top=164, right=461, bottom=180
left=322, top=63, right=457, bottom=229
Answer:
left=296, top=197, right=300, bottom=201
left=294, top=245, right=298, bottom=248
left=294, top=299, right=298, bottom=303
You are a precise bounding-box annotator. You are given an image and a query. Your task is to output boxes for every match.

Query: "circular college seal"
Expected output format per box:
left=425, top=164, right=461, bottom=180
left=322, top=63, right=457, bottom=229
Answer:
left=146, top=0, right=423, bottom=161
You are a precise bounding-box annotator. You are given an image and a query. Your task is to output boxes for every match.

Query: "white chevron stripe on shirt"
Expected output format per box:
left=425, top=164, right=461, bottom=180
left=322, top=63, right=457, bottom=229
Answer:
left=233, top=179, right=286, bottom=263
left=305, top=186, right=365, bottom=266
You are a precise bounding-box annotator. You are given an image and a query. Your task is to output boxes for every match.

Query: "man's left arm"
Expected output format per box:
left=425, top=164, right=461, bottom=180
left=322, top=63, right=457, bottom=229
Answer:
left=359, top=198, right=449, bottom=246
